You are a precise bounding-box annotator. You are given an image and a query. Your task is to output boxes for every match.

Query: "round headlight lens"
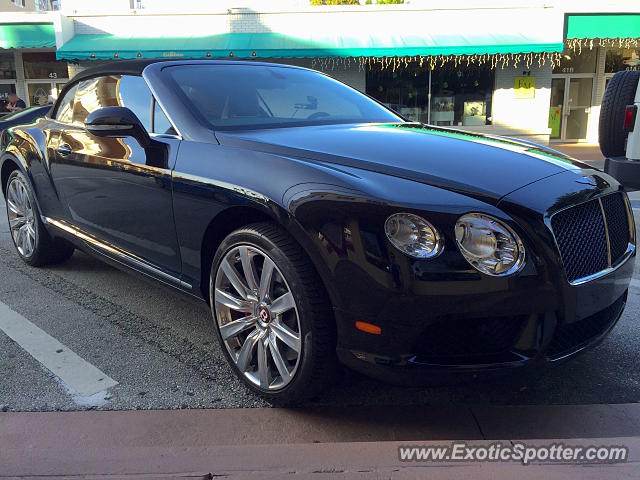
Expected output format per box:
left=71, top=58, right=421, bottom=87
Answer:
left=454, top=213, right=525, bottom=276
left=384, top=213, right=442, bottom=258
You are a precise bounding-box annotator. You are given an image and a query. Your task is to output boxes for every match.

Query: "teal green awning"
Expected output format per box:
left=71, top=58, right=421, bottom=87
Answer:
left=57, top=32, right=563, bottom=61
left=566, top=14, right=640, bottom=39
left=0, top=23, right=55, bottom=49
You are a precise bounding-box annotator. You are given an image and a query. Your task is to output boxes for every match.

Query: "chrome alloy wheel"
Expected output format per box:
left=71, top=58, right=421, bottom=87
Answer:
left=213, top=245, right=302, bottom=390
left=6, top=176, right=37, bottom=258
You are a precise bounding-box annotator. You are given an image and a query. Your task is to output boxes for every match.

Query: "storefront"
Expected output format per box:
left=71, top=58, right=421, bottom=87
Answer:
left=0, top=20, right=68, bottom=110
left=549, top=13, right=640, bottom=142
left=549, top=47, right=598, bottom=141
left=55, top=4, right=565, bottom=142
left=0, top=4, right=633, bottom=145
left=0, top=52, right=18, bottom=104
left=22, top=51, right=68, bottom=105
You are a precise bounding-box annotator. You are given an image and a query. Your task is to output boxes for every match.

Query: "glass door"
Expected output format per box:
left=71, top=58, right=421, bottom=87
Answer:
left=549, top=75, right=594, bottom=141
left=565, top=77, right=593, bottom=140
left=26, top=81, right=54, bottom=107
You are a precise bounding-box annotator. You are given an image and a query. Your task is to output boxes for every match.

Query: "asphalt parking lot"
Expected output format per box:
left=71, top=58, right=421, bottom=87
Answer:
left=1, top=199, right=640, bottom=413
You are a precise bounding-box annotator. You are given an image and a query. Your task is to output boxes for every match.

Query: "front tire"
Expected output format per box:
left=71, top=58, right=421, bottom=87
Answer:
left=210, top=222, right=335, bottom=404
left=5, top=169, right=74, bottom=266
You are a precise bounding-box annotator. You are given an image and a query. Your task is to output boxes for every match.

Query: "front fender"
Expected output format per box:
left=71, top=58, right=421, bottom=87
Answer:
left=1, top=124, right=66, bottom=221
left=284, top=172, right=546, bottom=350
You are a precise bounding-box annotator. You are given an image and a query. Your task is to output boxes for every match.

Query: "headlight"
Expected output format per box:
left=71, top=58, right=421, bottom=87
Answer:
left=384, top=213, right=443, bottom=258
left=454, top=213, right=525, bottom=276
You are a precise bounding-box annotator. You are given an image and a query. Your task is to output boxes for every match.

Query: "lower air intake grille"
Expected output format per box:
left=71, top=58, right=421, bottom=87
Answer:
left=546, top=293, right=626, bottom=358
left=414, top=315, right=527, bottom=358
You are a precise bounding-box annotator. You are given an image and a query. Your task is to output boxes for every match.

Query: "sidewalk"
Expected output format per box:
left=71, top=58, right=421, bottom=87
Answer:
left=552, top=143, right=605, bottom=170
left=2, top=404, right=640, bottom=478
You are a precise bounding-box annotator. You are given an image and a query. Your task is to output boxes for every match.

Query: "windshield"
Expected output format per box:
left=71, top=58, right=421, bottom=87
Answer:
left=166, top=64, right=401, bottom=130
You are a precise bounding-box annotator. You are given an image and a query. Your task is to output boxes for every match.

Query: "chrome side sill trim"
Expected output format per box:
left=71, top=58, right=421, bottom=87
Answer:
left=44, top=217, right=191, bottom=289
left=568, top=243, right=636, bottom=286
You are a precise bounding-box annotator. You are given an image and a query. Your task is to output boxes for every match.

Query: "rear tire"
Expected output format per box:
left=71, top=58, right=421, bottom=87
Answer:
left=599, top=70, right=640, bottom=157
left=210, top=222, right=335, bottom=405
left=5, top=169, right=74, bottom=267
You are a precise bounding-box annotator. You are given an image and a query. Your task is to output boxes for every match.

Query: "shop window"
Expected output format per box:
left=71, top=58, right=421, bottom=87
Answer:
left=366, top=67, right=430, bottom=122
left=35, top=0, right=59, bottom=10
left=23, top=52, right=69, bottom=80
left=0, top=84, right=16, bottom=107
left=365, top=61, right=494, bottom=126
left=605, top=47, right=640, bottom=73
left=553, top=48, right=597, bottom=74
left=0, top=53, right=16, bottom=80
left=430, top=66, right=493, bottom=127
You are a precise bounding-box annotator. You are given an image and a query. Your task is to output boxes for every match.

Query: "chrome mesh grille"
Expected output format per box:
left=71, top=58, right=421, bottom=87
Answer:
left=601, top=193, right=631, bottom=263
left=550, top=193, right=631, bottom=284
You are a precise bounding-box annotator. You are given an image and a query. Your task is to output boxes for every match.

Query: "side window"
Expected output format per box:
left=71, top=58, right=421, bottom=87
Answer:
left=117, top=75, right=152, bottom=132
left=55, top=85, right=77, bottom=123
left=71, top=75, right=152, bottom=131
left=153, top=100, right=176, bottom=135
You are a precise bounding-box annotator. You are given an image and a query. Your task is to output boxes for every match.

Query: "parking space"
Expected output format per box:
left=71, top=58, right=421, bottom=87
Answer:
left=1, top=201, right=640, bottom=413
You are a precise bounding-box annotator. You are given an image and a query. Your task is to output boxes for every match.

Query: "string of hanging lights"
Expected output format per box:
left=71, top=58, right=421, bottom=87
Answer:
left=567, top=37, right=640, bottom=54
left=311, top=52, right=563, bottom=72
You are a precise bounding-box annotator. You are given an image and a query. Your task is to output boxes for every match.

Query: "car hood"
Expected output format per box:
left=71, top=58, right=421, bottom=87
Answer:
left=216, top=123, right=590, bottom=204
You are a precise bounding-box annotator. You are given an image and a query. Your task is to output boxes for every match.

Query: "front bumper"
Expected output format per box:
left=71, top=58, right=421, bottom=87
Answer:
left=334, top=241, right=633, bottom=383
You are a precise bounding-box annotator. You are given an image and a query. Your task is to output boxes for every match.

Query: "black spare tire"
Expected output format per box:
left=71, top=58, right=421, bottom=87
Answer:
left=599, top=70, right=640, bottom=158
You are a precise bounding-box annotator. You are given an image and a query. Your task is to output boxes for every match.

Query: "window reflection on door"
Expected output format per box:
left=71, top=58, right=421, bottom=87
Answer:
left=566, top=78, right=592, bottom=140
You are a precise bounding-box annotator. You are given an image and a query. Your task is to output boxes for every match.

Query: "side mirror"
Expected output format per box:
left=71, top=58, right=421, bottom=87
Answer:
left=85, top=106, right=151, bottom=149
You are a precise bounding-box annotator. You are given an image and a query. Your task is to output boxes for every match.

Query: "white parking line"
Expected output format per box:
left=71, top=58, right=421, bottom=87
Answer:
left=0, top=301, right=117, bottom=397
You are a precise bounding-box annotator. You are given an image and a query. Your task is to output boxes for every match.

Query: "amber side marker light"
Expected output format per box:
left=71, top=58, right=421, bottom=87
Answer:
left=355, top=321, right=382, bottom=335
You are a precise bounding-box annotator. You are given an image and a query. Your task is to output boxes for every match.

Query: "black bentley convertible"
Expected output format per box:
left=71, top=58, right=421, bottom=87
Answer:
left=0, top=60, right=635, bottom=402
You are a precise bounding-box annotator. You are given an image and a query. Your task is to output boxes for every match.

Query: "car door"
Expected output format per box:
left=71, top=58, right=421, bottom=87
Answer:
left=49, top=74, right=182, bottom=279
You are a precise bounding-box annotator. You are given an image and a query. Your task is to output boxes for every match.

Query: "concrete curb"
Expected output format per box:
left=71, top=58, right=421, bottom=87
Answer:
left=2, top=404, right=640, bottom=477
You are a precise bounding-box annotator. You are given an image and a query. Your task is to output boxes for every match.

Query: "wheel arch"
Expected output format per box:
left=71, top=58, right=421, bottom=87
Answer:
left=198, top=204, right=342, bottom=315
left=1, top=152, right=29, bottom=198
left=199, top=205, right=274, bottom=300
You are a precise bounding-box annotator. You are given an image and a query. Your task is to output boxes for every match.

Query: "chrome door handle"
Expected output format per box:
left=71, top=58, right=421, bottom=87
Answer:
left=56, top=144, right=72, bottom=156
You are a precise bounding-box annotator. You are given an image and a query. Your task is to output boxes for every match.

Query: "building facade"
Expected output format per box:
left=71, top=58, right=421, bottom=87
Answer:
left=1, top=0, right=639, bottom=144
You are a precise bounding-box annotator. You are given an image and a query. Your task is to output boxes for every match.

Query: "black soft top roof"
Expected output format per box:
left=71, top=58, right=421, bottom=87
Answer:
left=53, top=59, right=307, bottom=117
left=68, top=59, right=161, bottom=83
left=68, top=59, right=305, bottom=84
